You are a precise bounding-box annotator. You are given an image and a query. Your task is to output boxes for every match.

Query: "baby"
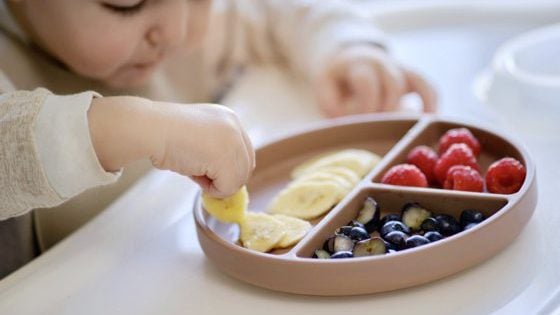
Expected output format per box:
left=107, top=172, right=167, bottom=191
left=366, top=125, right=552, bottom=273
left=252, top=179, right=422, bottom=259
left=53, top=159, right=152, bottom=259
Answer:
left=0, top=0, right=435, bottom=278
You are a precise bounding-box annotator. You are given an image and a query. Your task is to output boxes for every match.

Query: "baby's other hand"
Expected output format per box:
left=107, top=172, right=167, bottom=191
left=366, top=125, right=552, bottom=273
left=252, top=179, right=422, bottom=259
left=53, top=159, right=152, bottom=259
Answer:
left=313, top=45, right=437, bottom=117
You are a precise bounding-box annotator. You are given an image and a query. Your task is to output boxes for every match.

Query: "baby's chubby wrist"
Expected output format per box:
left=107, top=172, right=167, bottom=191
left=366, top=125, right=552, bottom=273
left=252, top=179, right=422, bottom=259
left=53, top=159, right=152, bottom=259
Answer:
left=88, top=96, right=162, bottom=172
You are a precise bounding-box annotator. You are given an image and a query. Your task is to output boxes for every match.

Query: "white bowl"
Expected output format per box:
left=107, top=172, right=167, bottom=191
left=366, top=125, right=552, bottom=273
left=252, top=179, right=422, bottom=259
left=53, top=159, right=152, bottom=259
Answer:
left=482, top=23, right=560, bottom=135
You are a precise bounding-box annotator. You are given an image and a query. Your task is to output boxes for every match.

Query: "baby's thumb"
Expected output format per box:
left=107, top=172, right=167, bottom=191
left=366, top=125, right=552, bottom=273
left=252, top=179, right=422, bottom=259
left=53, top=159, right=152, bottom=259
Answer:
left=192, top=175, right=214, bottom=192
left=404, top=69, right=437, bottom=113
left=192, top=175, right=229, bottom=199
left=195, top=168, right=242, bottom=199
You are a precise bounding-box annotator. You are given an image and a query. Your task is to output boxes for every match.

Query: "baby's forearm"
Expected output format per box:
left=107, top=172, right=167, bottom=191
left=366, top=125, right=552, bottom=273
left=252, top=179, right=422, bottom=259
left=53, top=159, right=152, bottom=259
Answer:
left=88, top=97, right=254, bottom=197
left=87, top=96, right=160, bottom=172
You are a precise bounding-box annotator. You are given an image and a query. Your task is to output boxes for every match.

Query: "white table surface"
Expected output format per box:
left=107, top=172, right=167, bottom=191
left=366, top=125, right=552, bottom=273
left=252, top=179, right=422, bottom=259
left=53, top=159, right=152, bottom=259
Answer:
left=2, top=1, right=560, bottom=314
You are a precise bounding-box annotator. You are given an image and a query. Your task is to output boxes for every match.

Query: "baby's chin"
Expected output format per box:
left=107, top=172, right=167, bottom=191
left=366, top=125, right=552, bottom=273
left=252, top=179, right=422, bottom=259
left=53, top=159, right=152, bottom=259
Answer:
left=101, top=63, right=160, bottom=90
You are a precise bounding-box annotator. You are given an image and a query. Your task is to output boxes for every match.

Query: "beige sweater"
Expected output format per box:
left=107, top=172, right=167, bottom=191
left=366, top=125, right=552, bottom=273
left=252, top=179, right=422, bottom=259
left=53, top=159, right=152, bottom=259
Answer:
left=0, top=0, right=383, bottom=276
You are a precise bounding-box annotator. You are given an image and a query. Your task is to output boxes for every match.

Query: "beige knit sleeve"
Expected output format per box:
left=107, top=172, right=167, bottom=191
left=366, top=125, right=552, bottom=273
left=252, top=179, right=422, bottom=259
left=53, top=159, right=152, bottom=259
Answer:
left=0, top=87, right=64, bottom=219
left=0, top=71, right=119, bottom=220
left=211, top=0, right=386, bottom=80
left=0, top=70, right=15, bottom=93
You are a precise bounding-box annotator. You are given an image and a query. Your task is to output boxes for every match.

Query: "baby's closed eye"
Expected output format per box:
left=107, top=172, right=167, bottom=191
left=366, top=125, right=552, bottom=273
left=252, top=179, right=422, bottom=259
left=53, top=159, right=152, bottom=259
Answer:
left=101, top=0, right=147, bottom=15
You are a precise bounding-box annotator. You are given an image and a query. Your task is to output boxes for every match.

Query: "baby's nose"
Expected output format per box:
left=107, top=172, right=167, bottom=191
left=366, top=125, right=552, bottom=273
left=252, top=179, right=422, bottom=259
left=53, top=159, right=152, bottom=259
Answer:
left=146, top=4, right=188, bottom=52
left=147, top=29, right=164, bottom=48
left=146, top=27, right=184, bottom=53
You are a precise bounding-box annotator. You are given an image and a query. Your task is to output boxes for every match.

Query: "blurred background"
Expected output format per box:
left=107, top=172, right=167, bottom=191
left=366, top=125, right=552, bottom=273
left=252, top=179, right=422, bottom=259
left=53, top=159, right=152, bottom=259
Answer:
left=229, top=0, right=560, bottom=142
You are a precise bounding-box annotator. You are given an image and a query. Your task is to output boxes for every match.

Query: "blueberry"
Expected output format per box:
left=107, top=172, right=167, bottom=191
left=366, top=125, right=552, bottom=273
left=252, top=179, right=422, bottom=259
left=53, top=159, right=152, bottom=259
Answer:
left=401, top=203, right=432, bottom=231
left=435, top=214, right=462, bottom=236
left=424, top=231, right=444, bottom=242
left=313, top=249, right=331, bottom=259
left=380, top=213, right=401, bottom=227
left=335, top=226, right=353, bottom=237
left=356, top=197, right=381, bottom=233
left=383, top=231, right=408, bottom=250
left=405, top=235, right=430, bottom=249
left=463, top=223, right=478, bottom=231
left=384, top=241, right=398, bottom=251
left=353, top=237, right=387, bottom=257
left=347, top=220, right=366, bottom=230
left=331, top=251, right=353, bottom=259
left=460, top=210, right=486, bottom=228
left=380, top=221, right=410, bottom=237
left=420, top=217, right=438, bottom=232
left=349, top=226, right=370, bottom=241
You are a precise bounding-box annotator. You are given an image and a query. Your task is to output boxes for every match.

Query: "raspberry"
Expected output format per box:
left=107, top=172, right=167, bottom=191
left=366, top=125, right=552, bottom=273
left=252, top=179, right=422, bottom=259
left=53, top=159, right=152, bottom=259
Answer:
left=486, top=157, right=526, bottom=194
left=406, top=145, right=438, bottom=184
left=434, top=143, right=479, bottom=184
left=438, top=128, right=481, bottom=156
left=443, top=165, right=484, bottom=192
left=381, top=164, right=428, bottom=188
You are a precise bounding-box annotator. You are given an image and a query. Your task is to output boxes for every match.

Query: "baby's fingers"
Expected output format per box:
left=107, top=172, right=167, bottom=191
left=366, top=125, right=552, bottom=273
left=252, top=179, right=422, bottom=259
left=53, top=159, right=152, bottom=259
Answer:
left=404, top=69, right=437, bottom=113
left=239, top=125, right=256, bottom=182
left=348, top=64, right=382, bottom=113
left=314, top=74, right=345, bottom=118
left=204, top=159, right=247, bottom=198
left=378, top=63, right=406, bottom=112
left=192, top=175, right=213, bottom=191
left=203, top=132, right=253, bottom=198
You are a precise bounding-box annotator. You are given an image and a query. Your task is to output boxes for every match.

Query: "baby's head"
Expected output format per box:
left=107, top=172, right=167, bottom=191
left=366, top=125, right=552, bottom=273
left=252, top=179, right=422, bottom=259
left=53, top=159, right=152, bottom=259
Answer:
left=9, top=0, right=211, bottom=88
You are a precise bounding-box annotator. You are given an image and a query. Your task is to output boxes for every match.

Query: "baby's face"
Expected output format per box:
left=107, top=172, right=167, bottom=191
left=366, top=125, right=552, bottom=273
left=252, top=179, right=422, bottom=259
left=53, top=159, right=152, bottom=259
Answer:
left=12, top=0, right=211, bottom=88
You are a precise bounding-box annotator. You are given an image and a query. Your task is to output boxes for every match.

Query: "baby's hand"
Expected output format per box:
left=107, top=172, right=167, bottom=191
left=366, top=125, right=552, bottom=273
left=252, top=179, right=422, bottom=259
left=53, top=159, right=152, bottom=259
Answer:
left=149, top=103, right=255, bottom=198
left=313, top=45, right=437, bottom=117
left=88, top=97, right=255, bottom=198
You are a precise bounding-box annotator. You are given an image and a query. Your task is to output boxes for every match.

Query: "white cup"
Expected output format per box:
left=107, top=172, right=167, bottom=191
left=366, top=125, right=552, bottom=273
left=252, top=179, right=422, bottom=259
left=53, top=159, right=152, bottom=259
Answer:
left=481, top=23, right=560, bottom=136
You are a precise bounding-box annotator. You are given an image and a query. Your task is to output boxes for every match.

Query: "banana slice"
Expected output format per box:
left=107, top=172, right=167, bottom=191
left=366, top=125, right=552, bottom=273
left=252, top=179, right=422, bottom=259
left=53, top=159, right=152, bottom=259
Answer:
left=201, top=186, right=248, bottom=224
left=291, top=149, right=381, bottom=179
left=292, top=170, right=353, bottom=191
left=267, top=181, right=345, bottom=219
left=295, top=166, right=361, bottom=189
left=240, top=212, right=285, bottom=252
left=273, top=214, right=313, bottom=248
left=319, top=166, right=361, bottom=186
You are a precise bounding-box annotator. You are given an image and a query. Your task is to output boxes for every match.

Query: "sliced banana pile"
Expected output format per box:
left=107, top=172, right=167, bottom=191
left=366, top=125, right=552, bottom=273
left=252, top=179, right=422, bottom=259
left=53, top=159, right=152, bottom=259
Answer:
left=202, top=186, right=312, bottom=253
left=291, top=149, right=381, bottom=179
left=201, top=149, right=381, bottom=253
left=267, top=149, right=381, bottom=219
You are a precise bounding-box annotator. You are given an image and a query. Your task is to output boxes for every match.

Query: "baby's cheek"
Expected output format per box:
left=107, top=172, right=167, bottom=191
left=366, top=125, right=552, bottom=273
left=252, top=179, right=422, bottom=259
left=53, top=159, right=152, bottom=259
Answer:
left=70, top=36, right=139, bottom=80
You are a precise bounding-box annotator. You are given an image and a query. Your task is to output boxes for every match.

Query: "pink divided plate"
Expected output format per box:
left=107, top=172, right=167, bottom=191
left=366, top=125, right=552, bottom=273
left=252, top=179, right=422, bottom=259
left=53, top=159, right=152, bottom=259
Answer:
left=193, top=114, right=537, bottom=296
